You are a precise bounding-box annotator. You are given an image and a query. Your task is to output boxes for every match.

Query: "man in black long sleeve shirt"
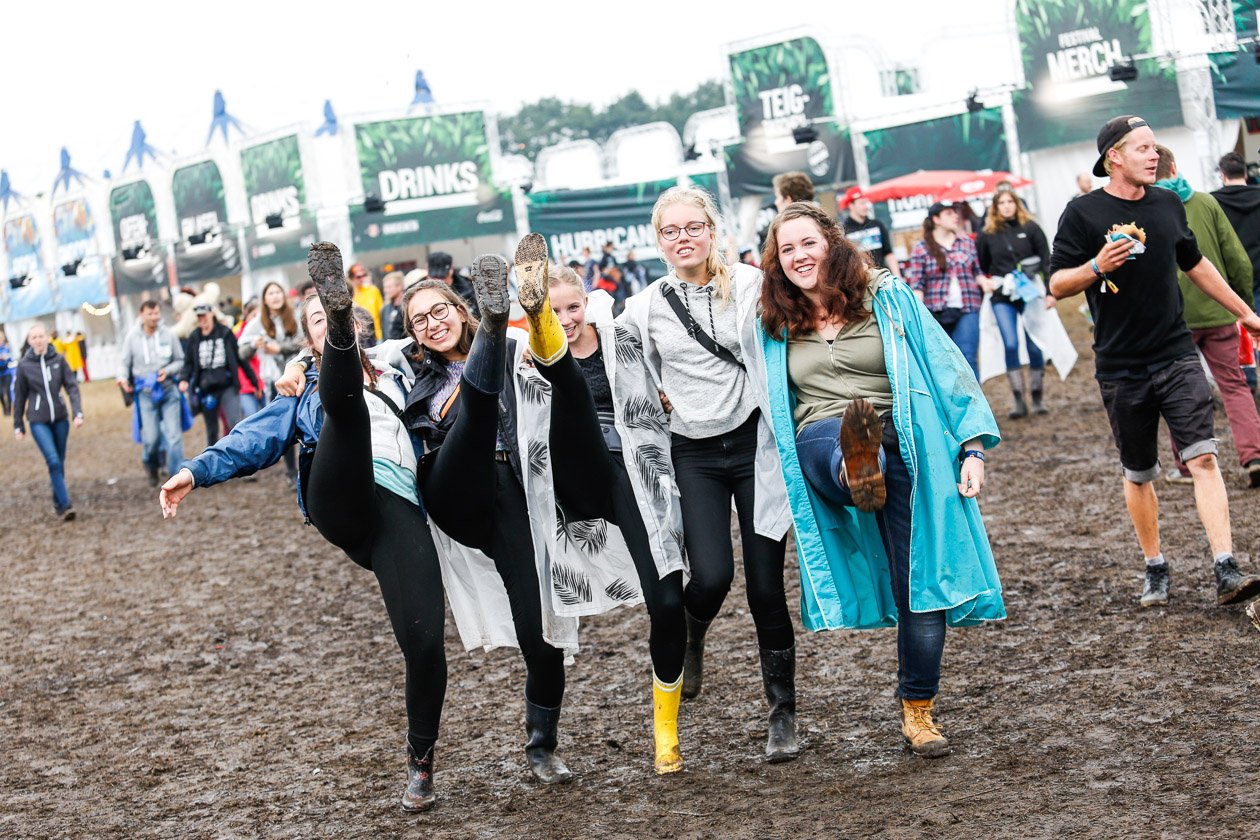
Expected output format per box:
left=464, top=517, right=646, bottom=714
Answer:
left=180, top=303, right=257, bottom=446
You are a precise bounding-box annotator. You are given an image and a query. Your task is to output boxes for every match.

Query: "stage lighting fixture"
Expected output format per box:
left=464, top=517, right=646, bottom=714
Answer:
left=1109, top=61, right=1138, bottom=82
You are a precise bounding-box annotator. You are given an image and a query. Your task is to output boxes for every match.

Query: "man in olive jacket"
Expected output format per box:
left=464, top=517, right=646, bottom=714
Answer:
left=1155, top=145, right=1260, bottom=486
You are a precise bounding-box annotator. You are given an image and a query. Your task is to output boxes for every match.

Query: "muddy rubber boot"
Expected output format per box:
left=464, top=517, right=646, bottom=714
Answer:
left=900, top=698, right=951, bottom=758
left=840, top=397, right=886, bottom=512
left=471, top=254, right=511, bottom=331
left=401, top=743, right=436, bottom=812
left=1215, top=556, right=1260, bottom=606
left=524, top=699, right=574, bottom=784
left=306, top=242, right=356, bottom=349
left=514, top=233, right=567, bottom=366
left=761, top=646, right=800, bottom=763
left=652, top=672, right=684, bottom=775
left=680, top=610, right=710, bottom=701
left=1140, top=562, right=1170, bottom=607
left=1007, top=370, right=1028, bottom=419
left=1028, top=367, right=1048, bottom=415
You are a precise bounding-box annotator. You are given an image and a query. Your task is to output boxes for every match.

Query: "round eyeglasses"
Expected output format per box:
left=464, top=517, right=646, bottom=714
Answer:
left=410, top=301, right=453, bottom=331
left=658, top=221, right=710, bottom=241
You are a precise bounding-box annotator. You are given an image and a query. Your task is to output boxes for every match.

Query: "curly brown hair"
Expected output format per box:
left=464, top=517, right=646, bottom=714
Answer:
left=760, top=202, right=873, bottom=341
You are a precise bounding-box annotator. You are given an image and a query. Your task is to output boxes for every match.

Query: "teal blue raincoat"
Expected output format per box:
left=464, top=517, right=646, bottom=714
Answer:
left=759, top=270, right=1006, bottom=632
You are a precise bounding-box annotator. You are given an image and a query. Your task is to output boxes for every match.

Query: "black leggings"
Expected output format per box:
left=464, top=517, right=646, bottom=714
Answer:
left=540, top=355, right=686, bottom=683
left=670, top=412, right=793, bottom=651
left=421, top=377, right=566, bottom=709
left=304, top=339, right=447, bottom=751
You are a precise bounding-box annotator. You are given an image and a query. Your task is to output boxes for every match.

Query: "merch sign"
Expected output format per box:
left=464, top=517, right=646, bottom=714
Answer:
left=728, top=36, right=835, bottom=152
left=171, top=159, right=240, bottom=284
left=351, top=110, right=516, bottom=250
left=241, top=134, right=319, bottom=270
left=109, top=180, right=168, bottom=297
left=864, top=109, right=1009, bottom=184
left=1012, top=0, right=1183, bottom=151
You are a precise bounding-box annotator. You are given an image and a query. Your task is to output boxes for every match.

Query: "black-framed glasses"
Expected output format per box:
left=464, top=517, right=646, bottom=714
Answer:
left=409, top=301, right=453, bottom=331
left=659, top=221, right=710, bottom=241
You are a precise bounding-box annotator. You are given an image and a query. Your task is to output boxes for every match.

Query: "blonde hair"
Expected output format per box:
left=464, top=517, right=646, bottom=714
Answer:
left=1103, top=137, right=1128, bottom=176
left=651, top=184, right=732, bottom=300
left=547, top=264, right=585, bottom=295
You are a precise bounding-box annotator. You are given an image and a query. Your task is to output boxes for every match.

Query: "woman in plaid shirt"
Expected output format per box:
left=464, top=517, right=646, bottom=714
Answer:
left=903, top=201, right=985, bottom=379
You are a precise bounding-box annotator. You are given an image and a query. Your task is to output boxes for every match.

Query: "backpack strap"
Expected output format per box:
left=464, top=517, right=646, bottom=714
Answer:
left=659, top=283, right=744, bottom=370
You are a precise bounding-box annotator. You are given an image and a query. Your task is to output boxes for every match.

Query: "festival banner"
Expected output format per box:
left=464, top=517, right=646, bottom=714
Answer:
left=1012, top=0, right=1183, bottom=151
left=241, top=134, right=319, bottom=270
left=526, top=173, right=721, bottom=279
left=723, top=121, right=854, bottom=198
left=728, top=36, right=835, bottom=151
left=351, top=110, right=516, bottom=251
left=1211, top=1, right=1260, bottom=118
left=171, top=159, right=240, bottom=284
left=109, top=180, right=168, bottom=297
left=53, top=198, right=109, bottom=309
left=4, top=214, right=56, bottom=320
left=863, top=109, right=1009, bottom=184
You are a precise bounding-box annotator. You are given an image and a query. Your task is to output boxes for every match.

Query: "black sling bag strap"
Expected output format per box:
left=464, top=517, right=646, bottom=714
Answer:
left=659, top=283, right=745, bottom=370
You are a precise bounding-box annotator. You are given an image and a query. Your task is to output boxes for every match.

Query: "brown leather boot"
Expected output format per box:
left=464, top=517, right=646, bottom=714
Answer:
left=900, top=698, right=951, bottom=758
left=840, top=398, right=886, bottom=512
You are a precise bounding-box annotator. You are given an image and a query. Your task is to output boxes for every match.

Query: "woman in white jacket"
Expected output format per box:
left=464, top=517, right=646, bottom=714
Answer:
left=617, top=185, right=798, bottom=762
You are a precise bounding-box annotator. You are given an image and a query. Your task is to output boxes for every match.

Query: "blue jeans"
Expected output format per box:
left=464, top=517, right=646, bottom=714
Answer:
left=937, top=311, right=980, bottom=381
left=239, top=391, right=263, bottom=418
left=991, top=300, right=1044, bottom=371
left=138, top=384, right=185, bottom=476
left=30, top=419, right=71, bottom=512
left=796, top=415, right=946, bottom=699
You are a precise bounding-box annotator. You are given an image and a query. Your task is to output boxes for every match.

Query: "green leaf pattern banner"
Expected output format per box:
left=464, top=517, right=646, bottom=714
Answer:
left=863, top=109, right=1009, bottom=184
left=1011, top=0, right=1182, bottom=151
left=108, top=180, right=168, bottom=297
left=171, top=160, right=241, bottom=284
left=728, top=37, right=835, bottom=146
left=1210, top=1, right=1260, bottom=119
left=352, top=110, right=516, bottom=251
left=241, top=134, right=320, bottom=270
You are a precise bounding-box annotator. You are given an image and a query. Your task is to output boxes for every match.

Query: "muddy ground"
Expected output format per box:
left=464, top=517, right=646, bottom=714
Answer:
left=2, top=307, right=1259, bottom=839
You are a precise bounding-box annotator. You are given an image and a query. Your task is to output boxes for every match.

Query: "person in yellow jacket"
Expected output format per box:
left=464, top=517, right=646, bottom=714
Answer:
left=52, top=332, right=85, bottom=380
left=348, top=262, right=383, bottom=340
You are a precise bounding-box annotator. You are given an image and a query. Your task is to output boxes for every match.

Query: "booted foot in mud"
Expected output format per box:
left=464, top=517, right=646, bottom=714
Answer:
left=471, top=254, right=510, bottom=329
left=840, top=397, right=886, bottom=512
left=1140, top=562, right=1170, bottom=607
left=306, top=242, right=355, bottom=347
left=900, top=698, right=951, bottom=758
left=401, top=744, right=436, bottom=813
left=1215, top=556, right=1260, bottom=606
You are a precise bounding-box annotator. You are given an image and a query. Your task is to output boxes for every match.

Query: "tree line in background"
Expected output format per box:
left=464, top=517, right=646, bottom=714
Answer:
left=497, top=80, right=725, bottom=161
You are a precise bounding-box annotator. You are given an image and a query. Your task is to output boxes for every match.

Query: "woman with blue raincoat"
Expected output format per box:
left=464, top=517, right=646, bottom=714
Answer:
left=756, top=203, right=1005, bottom=758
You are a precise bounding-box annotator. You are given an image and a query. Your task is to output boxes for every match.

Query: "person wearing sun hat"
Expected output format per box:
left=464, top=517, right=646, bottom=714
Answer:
left=1048, top=114, right=1260, bottom=610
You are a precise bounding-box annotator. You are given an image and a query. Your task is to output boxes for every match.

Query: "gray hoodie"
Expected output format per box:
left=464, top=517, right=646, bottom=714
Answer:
left=118, top=322, right=184, bottom=383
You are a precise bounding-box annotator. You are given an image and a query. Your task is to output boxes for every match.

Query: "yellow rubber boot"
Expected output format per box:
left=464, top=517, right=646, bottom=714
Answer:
left=653, top=672, right=684, bottom=775
left=514, top=233, right=567, bottom=366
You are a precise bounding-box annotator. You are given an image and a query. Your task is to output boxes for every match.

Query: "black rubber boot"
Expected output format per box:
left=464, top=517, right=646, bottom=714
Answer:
left=401, top=743, right=436, bottom=812
left=1007, top=370, right=1028, bottom=419
left=680, top=609, right=710, bottom=700
left=524, top=699, right=574, bottom=784
left=306, top=242, right=355, bottom=349
left=471, top=254, right=511, bottom=330
left=760, top=646, right=801, bottom=763
left=1029, top=368, right=1048, bottom=415
left=1215, top=556, right=1260, bottom=606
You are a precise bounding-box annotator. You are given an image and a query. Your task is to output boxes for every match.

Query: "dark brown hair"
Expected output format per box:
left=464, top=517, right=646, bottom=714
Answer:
left=982, top=190, right=1034, bottom=234
left=1155, top=144, right=1175, bottom=181
left=401, top=279, right=479, bottom=361
left=299, top=291, right=377, bottom=388
left=921, top=214, right=949, bottom=272
left=760, top=202, right=872, bottom=341
left=259, top=281, right=298, bottom=339
left=772, top=171, right=815, bottom=203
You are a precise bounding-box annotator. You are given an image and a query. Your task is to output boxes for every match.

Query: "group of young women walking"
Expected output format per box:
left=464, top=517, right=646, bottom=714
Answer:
left=157, top=184, right=1006, bottom=812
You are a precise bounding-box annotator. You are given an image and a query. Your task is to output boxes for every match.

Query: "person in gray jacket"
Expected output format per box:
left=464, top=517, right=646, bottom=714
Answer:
left=117, top=299, right=186, bottom=485
left=13, top=323, right=84, bottom=519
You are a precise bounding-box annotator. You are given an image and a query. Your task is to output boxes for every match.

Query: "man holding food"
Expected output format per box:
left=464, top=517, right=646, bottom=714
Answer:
left=1048, top=115, right=1260, bottom=610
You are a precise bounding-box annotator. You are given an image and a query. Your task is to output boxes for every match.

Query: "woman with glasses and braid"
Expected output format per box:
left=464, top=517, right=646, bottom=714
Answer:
left=617, top=185, right=800, bottom=764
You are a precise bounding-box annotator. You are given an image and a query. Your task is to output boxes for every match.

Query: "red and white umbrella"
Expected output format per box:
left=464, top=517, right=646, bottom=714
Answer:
left=857, top=170, right=1032, bottom=205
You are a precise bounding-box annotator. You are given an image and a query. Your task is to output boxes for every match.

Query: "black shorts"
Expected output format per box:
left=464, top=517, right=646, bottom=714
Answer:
left=1098, top=355, right=1217, bottom=483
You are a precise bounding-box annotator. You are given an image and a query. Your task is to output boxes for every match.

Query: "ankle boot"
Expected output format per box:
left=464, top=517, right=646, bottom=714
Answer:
left=681, top=610, right=710, bottom=700
left=652, top=672, right=683, bottom=774
left=1028, top=368, right=1048, bottom=415
left=900, top=697, right=950, bottom=758
left=306, top=242, right=356, bottom=348
left=1007, top=370, right=1028, bottom=419
left=462, top=321, right=507, bottom=396
left=401, top=743, right=436, bottom=812
left=471, top=254, right=510, bottom=330
left=524, top=699, right=574, bottom=784
left=760, top=646, right=801, bottom=763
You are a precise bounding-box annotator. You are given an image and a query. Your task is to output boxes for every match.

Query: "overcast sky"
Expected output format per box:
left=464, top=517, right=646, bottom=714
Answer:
left=1, top=1, right=1011, bottom=193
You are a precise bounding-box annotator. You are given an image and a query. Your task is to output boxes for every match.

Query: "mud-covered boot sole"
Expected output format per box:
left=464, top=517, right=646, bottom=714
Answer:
left=306, top=242, right=352, bottom=316
left=840, top=398, right=886, bottom=512
left=472, top=254, right=511, bottom=324
left=514, top=233, right=550, bottom=316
